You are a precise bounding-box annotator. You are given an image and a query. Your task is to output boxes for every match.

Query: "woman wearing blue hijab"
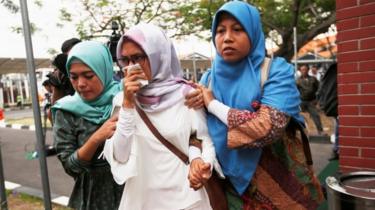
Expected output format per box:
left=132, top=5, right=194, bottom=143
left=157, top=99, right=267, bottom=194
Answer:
left=52, top=41, right=123, bottom=210
left=188, top=1, right=324, bottom=209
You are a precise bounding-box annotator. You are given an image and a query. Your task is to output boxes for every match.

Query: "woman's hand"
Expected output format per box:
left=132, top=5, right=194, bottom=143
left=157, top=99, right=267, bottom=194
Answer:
left=77, top=116, right=118, bottom=161
left=92, top=116, right=118, bottom=144
left=198, top=85, right=215, bottom=107
left=188, top=158, right=212, bottom=190
left=185, top=88, right=204, bottom=109
left=123, top=68, right=147, bottom=108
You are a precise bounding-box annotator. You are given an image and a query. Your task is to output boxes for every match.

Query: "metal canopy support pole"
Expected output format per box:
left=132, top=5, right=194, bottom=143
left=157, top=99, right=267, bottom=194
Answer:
left=192, top=56, right=197, bottom=82
left=293, top=27, right=298, bottom=72
left=19, top=1, right=52, bottom=209
left=0, top=143, right=8, bottom=210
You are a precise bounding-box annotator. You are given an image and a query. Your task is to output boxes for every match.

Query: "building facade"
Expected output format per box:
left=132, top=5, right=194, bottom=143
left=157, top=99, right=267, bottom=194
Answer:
left=336, top=0, right=375, bottom=171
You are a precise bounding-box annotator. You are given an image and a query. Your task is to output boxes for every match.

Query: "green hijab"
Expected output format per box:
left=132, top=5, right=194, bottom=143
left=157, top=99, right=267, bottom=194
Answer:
left=52, top=41, right=121, bottom=124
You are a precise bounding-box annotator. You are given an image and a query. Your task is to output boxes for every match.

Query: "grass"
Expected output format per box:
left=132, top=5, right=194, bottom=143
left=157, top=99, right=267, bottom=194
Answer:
left=5, top=117, right=52, bottom=128
left=5, top=190, right=71, bottom=210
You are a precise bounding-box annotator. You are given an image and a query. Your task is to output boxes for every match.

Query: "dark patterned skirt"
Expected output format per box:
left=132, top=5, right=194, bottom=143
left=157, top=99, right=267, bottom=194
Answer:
left=225, top=126, right=324, bottom=210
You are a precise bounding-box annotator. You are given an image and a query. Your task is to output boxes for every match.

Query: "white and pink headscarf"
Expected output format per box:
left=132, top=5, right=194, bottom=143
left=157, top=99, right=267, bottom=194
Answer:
left=116, top=23, right=192, bottom=112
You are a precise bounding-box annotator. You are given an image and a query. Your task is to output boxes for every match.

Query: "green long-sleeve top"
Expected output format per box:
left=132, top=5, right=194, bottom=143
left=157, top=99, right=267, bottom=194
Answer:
left=53, top=109, right=123, bottom=210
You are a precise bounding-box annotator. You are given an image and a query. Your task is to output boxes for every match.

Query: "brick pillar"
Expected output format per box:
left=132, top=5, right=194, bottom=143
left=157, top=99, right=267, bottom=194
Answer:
left=336, top=0, right=375, bottom=172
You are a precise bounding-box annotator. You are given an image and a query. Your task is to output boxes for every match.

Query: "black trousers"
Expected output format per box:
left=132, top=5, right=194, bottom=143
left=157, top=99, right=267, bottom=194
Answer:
left=300, top=100, right=323, bottom=132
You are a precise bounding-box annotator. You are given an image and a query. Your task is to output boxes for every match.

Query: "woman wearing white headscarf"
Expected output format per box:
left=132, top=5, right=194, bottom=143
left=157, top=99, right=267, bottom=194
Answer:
left=103, top=23, right=223, bottom=210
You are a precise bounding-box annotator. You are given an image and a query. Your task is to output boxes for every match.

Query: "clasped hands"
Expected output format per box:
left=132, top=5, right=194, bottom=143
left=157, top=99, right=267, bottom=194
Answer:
left=188, top=158, right=212, bottom=190
left=186, top=83, right=214, bottom=190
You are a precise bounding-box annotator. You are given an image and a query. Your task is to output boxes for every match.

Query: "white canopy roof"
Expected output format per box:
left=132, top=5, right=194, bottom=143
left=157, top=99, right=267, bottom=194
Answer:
left=0, top=57, right=51, bottom=75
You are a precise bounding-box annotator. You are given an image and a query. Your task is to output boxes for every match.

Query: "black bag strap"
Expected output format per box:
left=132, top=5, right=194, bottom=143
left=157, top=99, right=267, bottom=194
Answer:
left=290, top=119, right=313, bottom=165
left=135, top=104, right=189, bottom=165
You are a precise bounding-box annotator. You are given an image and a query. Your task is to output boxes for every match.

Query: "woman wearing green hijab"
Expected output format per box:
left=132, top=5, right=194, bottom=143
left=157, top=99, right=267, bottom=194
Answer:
left=52, top=41, right=123, bottom=210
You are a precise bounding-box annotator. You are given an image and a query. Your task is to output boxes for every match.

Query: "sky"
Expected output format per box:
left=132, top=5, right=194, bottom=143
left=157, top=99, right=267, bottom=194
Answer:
left=0, top=1, right=77, bottom=58
left=0, top=1, right=213, bottom=59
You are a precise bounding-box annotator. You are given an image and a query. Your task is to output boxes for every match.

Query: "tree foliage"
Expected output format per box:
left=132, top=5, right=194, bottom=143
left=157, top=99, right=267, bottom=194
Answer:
left=2, top=0, right=335, bottom=60
left=58, top=0, right=219, bottom=40
left=1, top=0, right=43, bottom=34
left=0, top=0, right=19, bottom=13
left=248, top=0, right=336, bottom=59
left=58, top=0, right=335, bottom=60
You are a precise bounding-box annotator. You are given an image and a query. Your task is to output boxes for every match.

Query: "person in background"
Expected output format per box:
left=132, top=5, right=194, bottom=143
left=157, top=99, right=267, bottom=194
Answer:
left=16, top=95, right=23, bottom=109
left=45, top=38, right=81, bottom=123
left=61, top=37, right=82, bottom=54
left=104, top=23, right=222, bottom=210
left=113, top=69, right=124, bottom=82
left=318, top=63, right=339, bottom=160
left=42, top=79, right=53, bottom=94
left=49, top=54, right=75, bottom=103
left=41, top=79, right=52, bottom=124
left=297, top=64, right=325, bottom=136
left=186, top=1, right=323, bottom=209
left=309, top=65, right=322, bottom=81
left=39, top=79, right=57, bottom=156
left=52, top=41, right=123, bottom=210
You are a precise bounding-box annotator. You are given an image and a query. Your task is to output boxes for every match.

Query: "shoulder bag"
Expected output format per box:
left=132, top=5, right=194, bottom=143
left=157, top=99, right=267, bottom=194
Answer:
left=260, top=58, right=313, bottom=165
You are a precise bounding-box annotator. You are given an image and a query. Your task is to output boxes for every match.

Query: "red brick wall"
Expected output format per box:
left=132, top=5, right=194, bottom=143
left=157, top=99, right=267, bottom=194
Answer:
left=336, top=0, right=375, bottom=172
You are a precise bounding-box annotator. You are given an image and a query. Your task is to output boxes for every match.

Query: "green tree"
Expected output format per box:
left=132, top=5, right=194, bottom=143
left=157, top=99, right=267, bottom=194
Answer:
left=0, top=0, right=19, bottom=13
left=57, top=0, right=223, bottom=40
left=3, top=0, right=335, bottom=60
left=58, top=0, right=334, bottom=60
left=1, top=0, right=43, bottom=34
left=251, top=0, right=336, bottom=60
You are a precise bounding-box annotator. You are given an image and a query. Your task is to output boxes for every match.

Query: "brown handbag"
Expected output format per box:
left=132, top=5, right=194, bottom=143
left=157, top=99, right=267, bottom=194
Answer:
left=135, top=104, right=228, bottom=210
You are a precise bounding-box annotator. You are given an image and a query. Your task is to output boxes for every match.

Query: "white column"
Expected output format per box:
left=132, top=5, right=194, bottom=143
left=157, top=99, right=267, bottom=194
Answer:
left=18, top=74, right=24, bottom=102
left=0, top=87, right=4, bottom=109
left=24, top=77, right=30, bottom=99
left=9, top=80, right=14, bottom=104
left=5, top=81, right=11, bottom=106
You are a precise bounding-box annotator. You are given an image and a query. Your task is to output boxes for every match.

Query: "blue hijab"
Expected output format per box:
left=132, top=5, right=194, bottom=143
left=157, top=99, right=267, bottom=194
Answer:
left=52, top=41, right=122, bottom=124
left=201, top=1, right=304, bottom=195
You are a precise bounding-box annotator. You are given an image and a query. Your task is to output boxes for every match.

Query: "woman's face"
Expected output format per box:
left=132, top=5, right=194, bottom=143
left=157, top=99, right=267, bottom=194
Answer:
left=215, top=13, right=251, bottom=63
left=69, top=63, right=104, bottom=101
left=120, top=41, right=152, bottom=81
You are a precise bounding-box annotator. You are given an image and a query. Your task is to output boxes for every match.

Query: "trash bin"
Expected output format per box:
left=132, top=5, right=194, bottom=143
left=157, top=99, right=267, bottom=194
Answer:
left=326, top=171, right=375, bottom=210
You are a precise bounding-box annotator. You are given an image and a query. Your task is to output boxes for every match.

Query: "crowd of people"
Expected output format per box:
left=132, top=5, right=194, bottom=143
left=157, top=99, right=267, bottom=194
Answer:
left=42, top=1, right=340, bottom=210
